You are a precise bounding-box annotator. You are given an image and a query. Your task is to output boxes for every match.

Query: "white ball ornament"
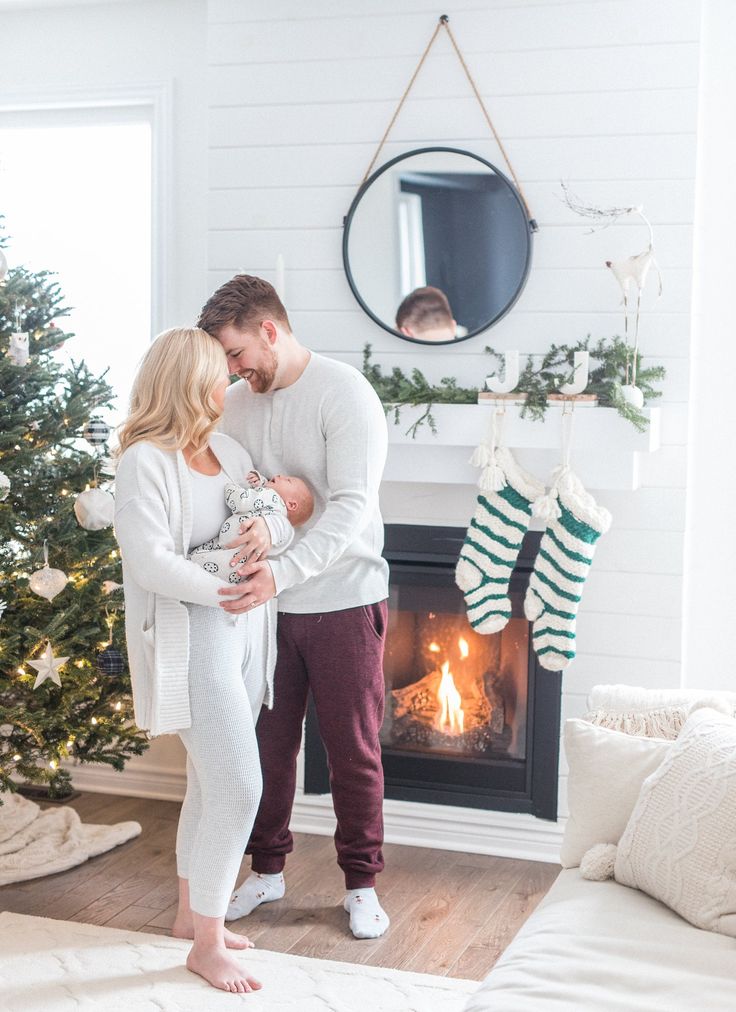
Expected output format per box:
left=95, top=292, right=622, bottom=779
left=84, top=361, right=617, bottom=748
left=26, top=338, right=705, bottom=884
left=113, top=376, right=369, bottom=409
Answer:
left=0, top=470, right=10, bottom=502
left=29, top=563, right=68, bottom=601
left=6, top=332, right=29, bottom=367
left=620, top=384, right=644, bottom=409
left=74, top=487, right=115, bottom=530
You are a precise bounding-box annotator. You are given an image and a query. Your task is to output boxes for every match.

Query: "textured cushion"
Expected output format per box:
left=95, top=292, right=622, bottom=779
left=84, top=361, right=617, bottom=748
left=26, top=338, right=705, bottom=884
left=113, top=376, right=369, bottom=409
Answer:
left=585, top=683, right=736, bottom=739
left=615, top=708, right=736, bottom=936
left=560, top=719, right=671, bottom=868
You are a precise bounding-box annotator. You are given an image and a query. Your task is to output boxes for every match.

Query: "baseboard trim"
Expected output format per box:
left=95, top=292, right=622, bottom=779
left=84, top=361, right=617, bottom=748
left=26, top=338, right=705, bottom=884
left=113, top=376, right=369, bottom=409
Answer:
left=63, top=760, right=187, bottom=803
left=64, top=761, right=563, bottom=862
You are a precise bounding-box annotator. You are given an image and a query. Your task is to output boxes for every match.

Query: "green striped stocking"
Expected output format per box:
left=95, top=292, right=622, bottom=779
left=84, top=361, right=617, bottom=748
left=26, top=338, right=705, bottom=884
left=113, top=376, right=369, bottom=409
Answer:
left=456, top=446, right=544, bottom=634
left=525, top=470, right=612, bottom=670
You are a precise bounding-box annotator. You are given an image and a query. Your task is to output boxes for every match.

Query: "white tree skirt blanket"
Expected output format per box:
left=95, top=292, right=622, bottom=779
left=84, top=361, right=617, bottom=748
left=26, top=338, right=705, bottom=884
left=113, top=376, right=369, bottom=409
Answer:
left=0, top=912, right=478, bottom=1011
left=0, top=793, right=141, bottom=886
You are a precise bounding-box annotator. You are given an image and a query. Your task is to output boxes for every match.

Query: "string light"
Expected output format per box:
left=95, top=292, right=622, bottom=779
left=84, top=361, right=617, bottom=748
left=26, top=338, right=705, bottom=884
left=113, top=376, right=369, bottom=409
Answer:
left=12, top=754, right=20, bottom=762
left=49, top=759, right=57, bottom=770
left=114, top=702, right=122, bottom=712
left=90, top=717, right=98, bottom=725
left=75, top=660, right=85, bottom=668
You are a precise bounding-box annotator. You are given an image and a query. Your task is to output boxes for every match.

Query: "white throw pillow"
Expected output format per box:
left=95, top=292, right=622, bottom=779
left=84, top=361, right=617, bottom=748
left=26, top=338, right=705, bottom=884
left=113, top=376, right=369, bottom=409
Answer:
left=585, top=683, right=736, bottom=739
left=614, top=707, right=736, bottom=936
left=560, top=718, right=671, bottom=869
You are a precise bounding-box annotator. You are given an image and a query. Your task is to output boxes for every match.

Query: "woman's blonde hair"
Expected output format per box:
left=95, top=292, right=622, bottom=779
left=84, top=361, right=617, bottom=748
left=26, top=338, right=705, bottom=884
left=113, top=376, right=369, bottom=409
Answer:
left=116, top=327, right=228, bottom=458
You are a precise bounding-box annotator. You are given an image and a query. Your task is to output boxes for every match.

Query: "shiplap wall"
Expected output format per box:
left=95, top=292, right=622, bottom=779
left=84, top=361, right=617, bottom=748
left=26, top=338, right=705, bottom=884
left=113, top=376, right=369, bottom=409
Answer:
left=206, top=0, right=700, bottom=823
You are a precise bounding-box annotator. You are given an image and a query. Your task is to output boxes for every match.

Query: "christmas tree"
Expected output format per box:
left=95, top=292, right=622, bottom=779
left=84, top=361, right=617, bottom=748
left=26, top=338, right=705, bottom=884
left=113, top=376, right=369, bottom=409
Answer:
left=0, top=222, right=148, bottom=799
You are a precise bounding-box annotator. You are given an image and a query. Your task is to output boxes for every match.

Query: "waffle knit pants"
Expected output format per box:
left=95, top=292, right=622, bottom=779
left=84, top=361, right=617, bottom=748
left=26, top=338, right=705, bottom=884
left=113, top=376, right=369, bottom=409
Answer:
left=175, top=604, right=267, bottom=917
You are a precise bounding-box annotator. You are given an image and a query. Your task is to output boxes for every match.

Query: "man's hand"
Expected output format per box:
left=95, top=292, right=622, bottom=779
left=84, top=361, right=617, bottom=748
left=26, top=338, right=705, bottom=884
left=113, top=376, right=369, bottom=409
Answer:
left=218, top=560, right=277, bottom=614
left=224, top=516, right=271, bottom=566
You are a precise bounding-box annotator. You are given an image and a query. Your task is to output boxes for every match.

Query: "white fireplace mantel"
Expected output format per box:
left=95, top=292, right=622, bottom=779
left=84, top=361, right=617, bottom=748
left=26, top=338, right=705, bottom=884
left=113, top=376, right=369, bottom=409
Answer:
left=383, top=403, right=661, bottom=491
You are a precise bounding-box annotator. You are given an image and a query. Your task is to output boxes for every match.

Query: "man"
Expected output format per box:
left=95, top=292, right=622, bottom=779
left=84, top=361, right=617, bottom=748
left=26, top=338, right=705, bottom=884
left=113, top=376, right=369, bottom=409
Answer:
left=197, top=275, right=391, bottom=940
left=395, top=285, right=458, bottom=343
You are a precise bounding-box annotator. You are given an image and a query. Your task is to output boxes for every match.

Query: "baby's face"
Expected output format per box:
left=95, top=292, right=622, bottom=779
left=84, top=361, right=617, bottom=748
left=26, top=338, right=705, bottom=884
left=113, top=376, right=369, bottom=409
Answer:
left=266, top=475, right=307, bottom=503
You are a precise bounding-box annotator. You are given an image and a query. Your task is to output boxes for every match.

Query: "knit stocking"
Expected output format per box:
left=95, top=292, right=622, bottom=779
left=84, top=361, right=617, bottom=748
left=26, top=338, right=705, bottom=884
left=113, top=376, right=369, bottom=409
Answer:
left=525, top=469, right=612, bottom=670
left=456, top=446, right=544, bottom=634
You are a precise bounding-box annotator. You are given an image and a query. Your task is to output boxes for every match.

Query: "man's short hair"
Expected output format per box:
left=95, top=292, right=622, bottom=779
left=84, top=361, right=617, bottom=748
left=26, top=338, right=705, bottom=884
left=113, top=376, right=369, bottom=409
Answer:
left=197, top=274, right=292, bottom=336
left=395, top=286, right=454, bottom=333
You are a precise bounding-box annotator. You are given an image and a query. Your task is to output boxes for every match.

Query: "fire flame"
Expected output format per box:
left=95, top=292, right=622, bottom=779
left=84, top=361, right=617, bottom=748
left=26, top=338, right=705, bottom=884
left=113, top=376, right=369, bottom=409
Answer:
left=436, top=661, right=465, bottom=736
left=458, top=637, right=469, bottom=659
left=428, top=642, right=441, bottom=653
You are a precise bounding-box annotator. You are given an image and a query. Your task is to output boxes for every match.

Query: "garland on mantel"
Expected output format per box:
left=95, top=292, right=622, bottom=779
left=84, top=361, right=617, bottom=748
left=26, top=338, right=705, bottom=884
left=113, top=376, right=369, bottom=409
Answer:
left=362, top=336, right=665, bottom=437
left=362, top=344, right=477, bottom=437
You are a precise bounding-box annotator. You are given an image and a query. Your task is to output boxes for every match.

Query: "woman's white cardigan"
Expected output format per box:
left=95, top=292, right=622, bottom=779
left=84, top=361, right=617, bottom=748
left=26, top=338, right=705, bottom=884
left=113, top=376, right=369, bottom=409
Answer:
left=114, top=433, right=279, bottom=737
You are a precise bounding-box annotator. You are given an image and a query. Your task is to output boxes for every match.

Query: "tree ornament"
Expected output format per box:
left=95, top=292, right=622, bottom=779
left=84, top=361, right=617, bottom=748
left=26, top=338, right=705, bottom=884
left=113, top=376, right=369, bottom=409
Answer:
left=29, top=541, right=68, bottom=601
left=82, top=418, right=111, bottom=447
left=97, top=647, right=125, bottom=676
left=0, top=470, right=10, bottom=501
left=74, top=486, right=115, bottom=531
left=0, top=598, right=7, bottom=621
left=6, top=332, right=29, bottom=367
left=101, top=580, right=123, bottom=595
left=0, top=724, right=13, bottom=737
left=0, top=248, right=7, bottom=282
left=28, top=641, right=70, bottom=690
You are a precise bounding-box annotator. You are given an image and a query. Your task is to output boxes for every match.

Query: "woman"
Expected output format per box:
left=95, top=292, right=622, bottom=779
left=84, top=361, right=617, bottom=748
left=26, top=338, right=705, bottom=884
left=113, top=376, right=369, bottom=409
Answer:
left=114, top=327, right=291, bottom=993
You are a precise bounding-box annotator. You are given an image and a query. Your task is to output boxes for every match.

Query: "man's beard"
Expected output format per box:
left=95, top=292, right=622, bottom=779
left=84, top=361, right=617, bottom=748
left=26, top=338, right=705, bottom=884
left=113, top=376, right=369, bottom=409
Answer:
left=240, top=345, right=278, bottom=392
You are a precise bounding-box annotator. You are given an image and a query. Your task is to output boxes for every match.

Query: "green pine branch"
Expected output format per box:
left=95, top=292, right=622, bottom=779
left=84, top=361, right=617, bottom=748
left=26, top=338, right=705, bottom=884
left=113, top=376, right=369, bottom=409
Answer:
left=363, top=336, right=665, bottom=437
left=361, top=345, right=478, bottom=437
left=0, top=218, right=149, bottom=800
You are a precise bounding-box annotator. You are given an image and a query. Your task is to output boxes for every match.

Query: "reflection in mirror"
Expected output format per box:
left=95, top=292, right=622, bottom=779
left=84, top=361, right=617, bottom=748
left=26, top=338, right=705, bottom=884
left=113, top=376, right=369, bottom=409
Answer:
left=343, top=148, right=533, bottom=345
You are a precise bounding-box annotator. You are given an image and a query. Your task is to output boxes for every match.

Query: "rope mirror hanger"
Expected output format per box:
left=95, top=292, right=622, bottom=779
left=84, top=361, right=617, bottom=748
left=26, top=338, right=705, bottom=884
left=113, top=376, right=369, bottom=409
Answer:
left=360, top=13, right=537, bottom=232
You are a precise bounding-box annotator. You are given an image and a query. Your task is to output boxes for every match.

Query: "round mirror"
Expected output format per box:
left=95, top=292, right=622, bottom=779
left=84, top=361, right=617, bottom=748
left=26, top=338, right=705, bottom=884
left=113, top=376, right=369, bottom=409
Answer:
left=343, top=147, right=534, bottom=346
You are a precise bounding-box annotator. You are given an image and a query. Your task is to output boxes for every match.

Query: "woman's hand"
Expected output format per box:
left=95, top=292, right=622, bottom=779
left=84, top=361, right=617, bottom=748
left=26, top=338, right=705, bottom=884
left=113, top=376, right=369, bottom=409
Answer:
left=219, top=561, right=277, bottom=613
left=224, top=516, right=272, bottom=566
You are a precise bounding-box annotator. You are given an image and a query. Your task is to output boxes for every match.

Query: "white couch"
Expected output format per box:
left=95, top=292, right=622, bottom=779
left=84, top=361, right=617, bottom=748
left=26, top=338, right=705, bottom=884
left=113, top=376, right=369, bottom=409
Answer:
left=464, top=685, right=736, bottom=1011
left=465, top=868, right=736, bottom=1011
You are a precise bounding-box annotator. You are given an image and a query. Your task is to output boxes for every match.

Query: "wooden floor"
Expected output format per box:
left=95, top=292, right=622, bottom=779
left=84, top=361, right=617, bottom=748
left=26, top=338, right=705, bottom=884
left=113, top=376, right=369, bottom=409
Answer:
left=0, top=791, right=559, bottom=981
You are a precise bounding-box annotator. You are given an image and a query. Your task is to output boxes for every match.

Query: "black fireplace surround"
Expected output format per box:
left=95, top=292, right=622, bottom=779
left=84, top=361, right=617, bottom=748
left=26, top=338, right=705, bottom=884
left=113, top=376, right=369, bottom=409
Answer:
left=305, top=524, right=561, bottom=821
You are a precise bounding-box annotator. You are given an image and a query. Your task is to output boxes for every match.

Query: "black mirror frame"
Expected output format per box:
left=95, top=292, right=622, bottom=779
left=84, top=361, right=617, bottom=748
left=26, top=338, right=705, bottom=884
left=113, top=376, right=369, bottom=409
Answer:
left=342, top=146, right=536, bottom=347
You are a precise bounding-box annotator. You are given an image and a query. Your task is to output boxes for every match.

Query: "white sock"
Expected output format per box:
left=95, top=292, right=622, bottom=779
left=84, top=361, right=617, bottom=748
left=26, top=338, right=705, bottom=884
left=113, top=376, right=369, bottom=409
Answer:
left=343, top=888, right=390, bottom=939
left=225, top=872, right=285, bottom=921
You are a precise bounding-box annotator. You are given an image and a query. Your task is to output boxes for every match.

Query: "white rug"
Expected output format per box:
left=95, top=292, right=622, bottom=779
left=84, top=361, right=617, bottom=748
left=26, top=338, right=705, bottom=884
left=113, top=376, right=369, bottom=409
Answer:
left=0, top=793, right=141, bottom=886
left=0, top=912, right=479, bottom=1011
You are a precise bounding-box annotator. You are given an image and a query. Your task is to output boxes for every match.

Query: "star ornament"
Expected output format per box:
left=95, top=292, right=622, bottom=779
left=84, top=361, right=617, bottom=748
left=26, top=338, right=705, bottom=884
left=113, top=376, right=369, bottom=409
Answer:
left=29, top=642, right=70, bottom=690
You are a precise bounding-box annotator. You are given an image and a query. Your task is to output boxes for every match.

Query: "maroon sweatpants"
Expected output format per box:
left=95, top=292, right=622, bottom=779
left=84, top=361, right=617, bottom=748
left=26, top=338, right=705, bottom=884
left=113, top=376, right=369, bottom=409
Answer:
left=246, top=601, right=387, bottom=889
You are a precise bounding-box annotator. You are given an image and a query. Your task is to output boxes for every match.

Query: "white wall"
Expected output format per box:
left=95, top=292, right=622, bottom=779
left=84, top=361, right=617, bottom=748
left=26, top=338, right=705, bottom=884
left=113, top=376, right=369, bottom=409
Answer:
left=206, top=0, right=700, bottom=827
left=683, top=0, right=736, bottom=691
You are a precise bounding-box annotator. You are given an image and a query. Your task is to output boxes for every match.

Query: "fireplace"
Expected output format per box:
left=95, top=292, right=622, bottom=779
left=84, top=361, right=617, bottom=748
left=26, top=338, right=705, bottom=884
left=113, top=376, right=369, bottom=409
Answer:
left=305, top=524, right=561, bottom=820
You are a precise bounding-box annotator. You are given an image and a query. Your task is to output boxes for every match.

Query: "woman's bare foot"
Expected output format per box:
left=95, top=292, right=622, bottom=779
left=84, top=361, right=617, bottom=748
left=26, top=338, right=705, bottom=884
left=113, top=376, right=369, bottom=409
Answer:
left=186, top=943, right=262, bottom=993
left=172, top=917, right=254, bottom=950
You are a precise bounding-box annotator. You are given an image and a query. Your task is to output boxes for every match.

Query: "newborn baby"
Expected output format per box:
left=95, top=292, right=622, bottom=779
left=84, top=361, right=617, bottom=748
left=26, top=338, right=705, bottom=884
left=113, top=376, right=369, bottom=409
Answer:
left=190, top=470, right=314, bottom=583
